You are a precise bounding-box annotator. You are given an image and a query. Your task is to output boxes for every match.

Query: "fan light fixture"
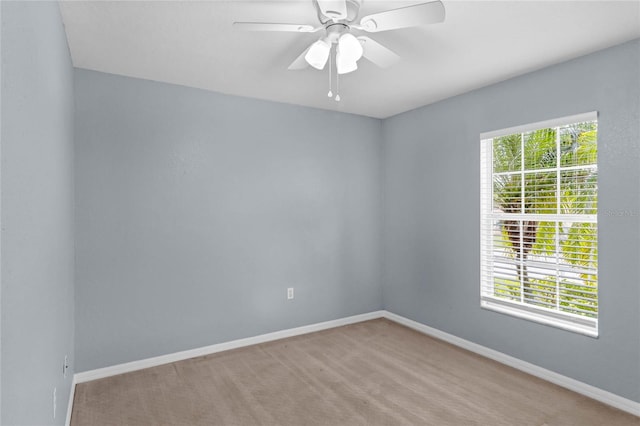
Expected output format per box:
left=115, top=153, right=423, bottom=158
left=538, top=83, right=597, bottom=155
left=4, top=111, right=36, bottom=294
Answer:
left=304, top=33, right=363, bottom=73
left=304, top=39, right=331, bottom=70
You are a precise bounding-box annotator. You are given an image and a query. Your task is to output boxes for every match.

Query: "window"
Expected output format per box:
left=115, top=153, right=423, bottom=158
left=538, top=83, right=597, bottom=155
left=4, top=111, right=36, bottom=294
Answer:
left=480, top=112, right=598, bottom=337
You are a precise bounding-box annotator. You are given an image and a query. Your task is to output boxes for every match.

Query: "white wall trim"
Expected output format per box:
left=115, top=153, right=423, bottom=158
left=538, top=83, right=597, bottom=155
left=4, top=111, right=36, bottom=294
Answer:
left=70, top=309, right=639, bottom=419
left=65, top=376, right=77, bottom=426
left=381, top=311, right=640, bottom=417
left=74, top=311, right=385, bottom=384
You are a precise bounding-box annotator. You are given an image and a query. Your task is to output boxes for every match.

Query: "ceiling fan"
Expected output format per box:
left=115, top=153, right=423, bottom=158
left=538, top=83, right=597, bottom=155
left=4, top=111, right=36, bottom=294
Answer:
left=234, top=0, right=445, bottom=99
left=234, top=0, right=445, bottom=73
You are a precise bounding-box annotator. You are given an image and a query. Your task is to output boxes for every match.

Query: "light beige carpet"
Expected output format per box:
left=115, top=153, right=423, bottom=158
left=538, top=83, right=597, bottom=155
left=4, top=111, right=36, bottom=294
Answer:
left=71, top=319, right=639, bottom=425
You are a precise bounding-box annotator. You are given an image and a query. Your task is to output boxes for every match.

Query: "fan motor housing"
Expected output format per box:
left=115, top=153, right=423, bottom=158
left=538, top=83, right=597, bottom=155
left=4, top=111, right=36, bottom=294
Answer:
left=315, top=0, right=362, bottom=24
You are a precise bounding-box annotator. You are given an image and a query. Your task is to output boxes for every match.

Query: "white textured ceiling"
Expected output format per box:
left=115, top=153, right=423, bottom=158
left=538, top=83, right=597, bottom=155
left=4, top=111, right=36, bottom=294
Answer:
left=59, top=1, right=640, bottom=118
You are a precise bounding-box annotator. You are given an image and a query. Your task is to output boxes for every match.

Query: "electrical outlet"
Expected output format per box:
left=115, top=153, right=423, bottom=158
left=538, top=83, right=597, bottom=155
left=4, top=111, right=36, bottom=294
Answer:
left=287, top=287, right=294, bottom=300
left=63, top=355, right=69, bottom=378
left=53, top=387, right=57, bottom=419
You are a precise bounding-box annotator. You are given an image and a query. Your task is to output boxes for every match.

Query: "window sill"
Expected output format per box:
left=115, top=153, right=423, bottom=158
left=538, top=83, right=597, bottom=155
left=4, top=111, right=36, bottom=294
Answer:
left=481, top=297, right=598, bottom=338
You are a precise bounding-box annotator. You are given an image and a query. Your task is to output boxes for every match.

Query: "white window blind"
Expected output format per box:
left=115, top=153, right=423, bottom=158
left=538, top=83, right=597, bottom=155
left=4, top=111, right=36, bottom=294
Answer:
left=480, top=112, right=598, bottom=337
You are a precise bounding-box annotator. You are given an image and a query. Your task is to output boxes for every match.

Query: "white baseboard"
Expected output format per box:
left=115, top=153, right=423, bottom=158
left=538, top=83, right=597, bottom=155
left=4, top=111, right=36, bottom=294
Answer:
left=65, top=375, right=77, bottom=426
left=382, top=311, right=640, bottom=417
left=70, top=309, right=639, bottom=419
left=74, top=311, right=385, bottom=384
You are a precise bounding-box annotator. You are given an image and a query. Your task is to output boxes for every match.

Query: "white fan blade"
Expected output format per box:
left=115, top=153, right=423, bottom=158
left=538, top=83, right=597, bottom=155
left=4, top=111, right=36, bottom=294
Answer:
left=358, top=37, right=400, bottom=68
left=316, top=0, right=348, bottom=20
left=359, top=1, right=445, bottom=33
left=288, top=46, right=311, bottom=70
left=233, top=22, right=319, bottom=33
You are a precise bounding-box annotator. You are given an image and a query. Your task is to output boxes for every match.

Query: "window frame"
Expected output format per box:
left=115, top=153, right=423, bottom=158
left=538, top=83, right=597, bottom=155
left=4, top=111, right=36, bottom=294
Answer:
left=480, top=112, right=599, bottom=337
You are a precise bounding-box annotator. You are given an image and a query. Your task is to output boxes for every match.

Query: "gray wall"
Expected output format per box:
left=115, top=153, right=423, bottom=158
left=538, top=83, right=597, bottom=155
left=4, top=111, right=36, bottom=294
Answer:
left=74, top=69, right=383, bottom=372
left=1, top=2, right=75, bottom=425
left=382, top=39, right=640, bottom=402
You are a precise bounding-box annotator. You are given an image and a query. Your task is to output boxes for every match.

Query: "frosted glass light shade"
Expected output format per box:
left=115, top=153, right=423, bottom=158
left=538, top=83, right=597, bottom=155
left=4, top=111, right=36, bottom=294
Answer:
left=336, top=50, right=358, bottom=74
left=305, top=40, right=331, bottom=70
left=338, top=33, right=363, bottom=63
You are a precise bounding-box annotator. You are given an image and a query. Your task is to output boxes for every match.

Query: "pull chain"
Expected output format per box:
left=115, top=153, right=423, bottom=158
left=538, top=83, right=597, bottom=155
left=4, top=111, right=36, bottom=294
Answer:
left=335, top=46, right=341, bottom=102
left=327, top=47, right=333, bottom=98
